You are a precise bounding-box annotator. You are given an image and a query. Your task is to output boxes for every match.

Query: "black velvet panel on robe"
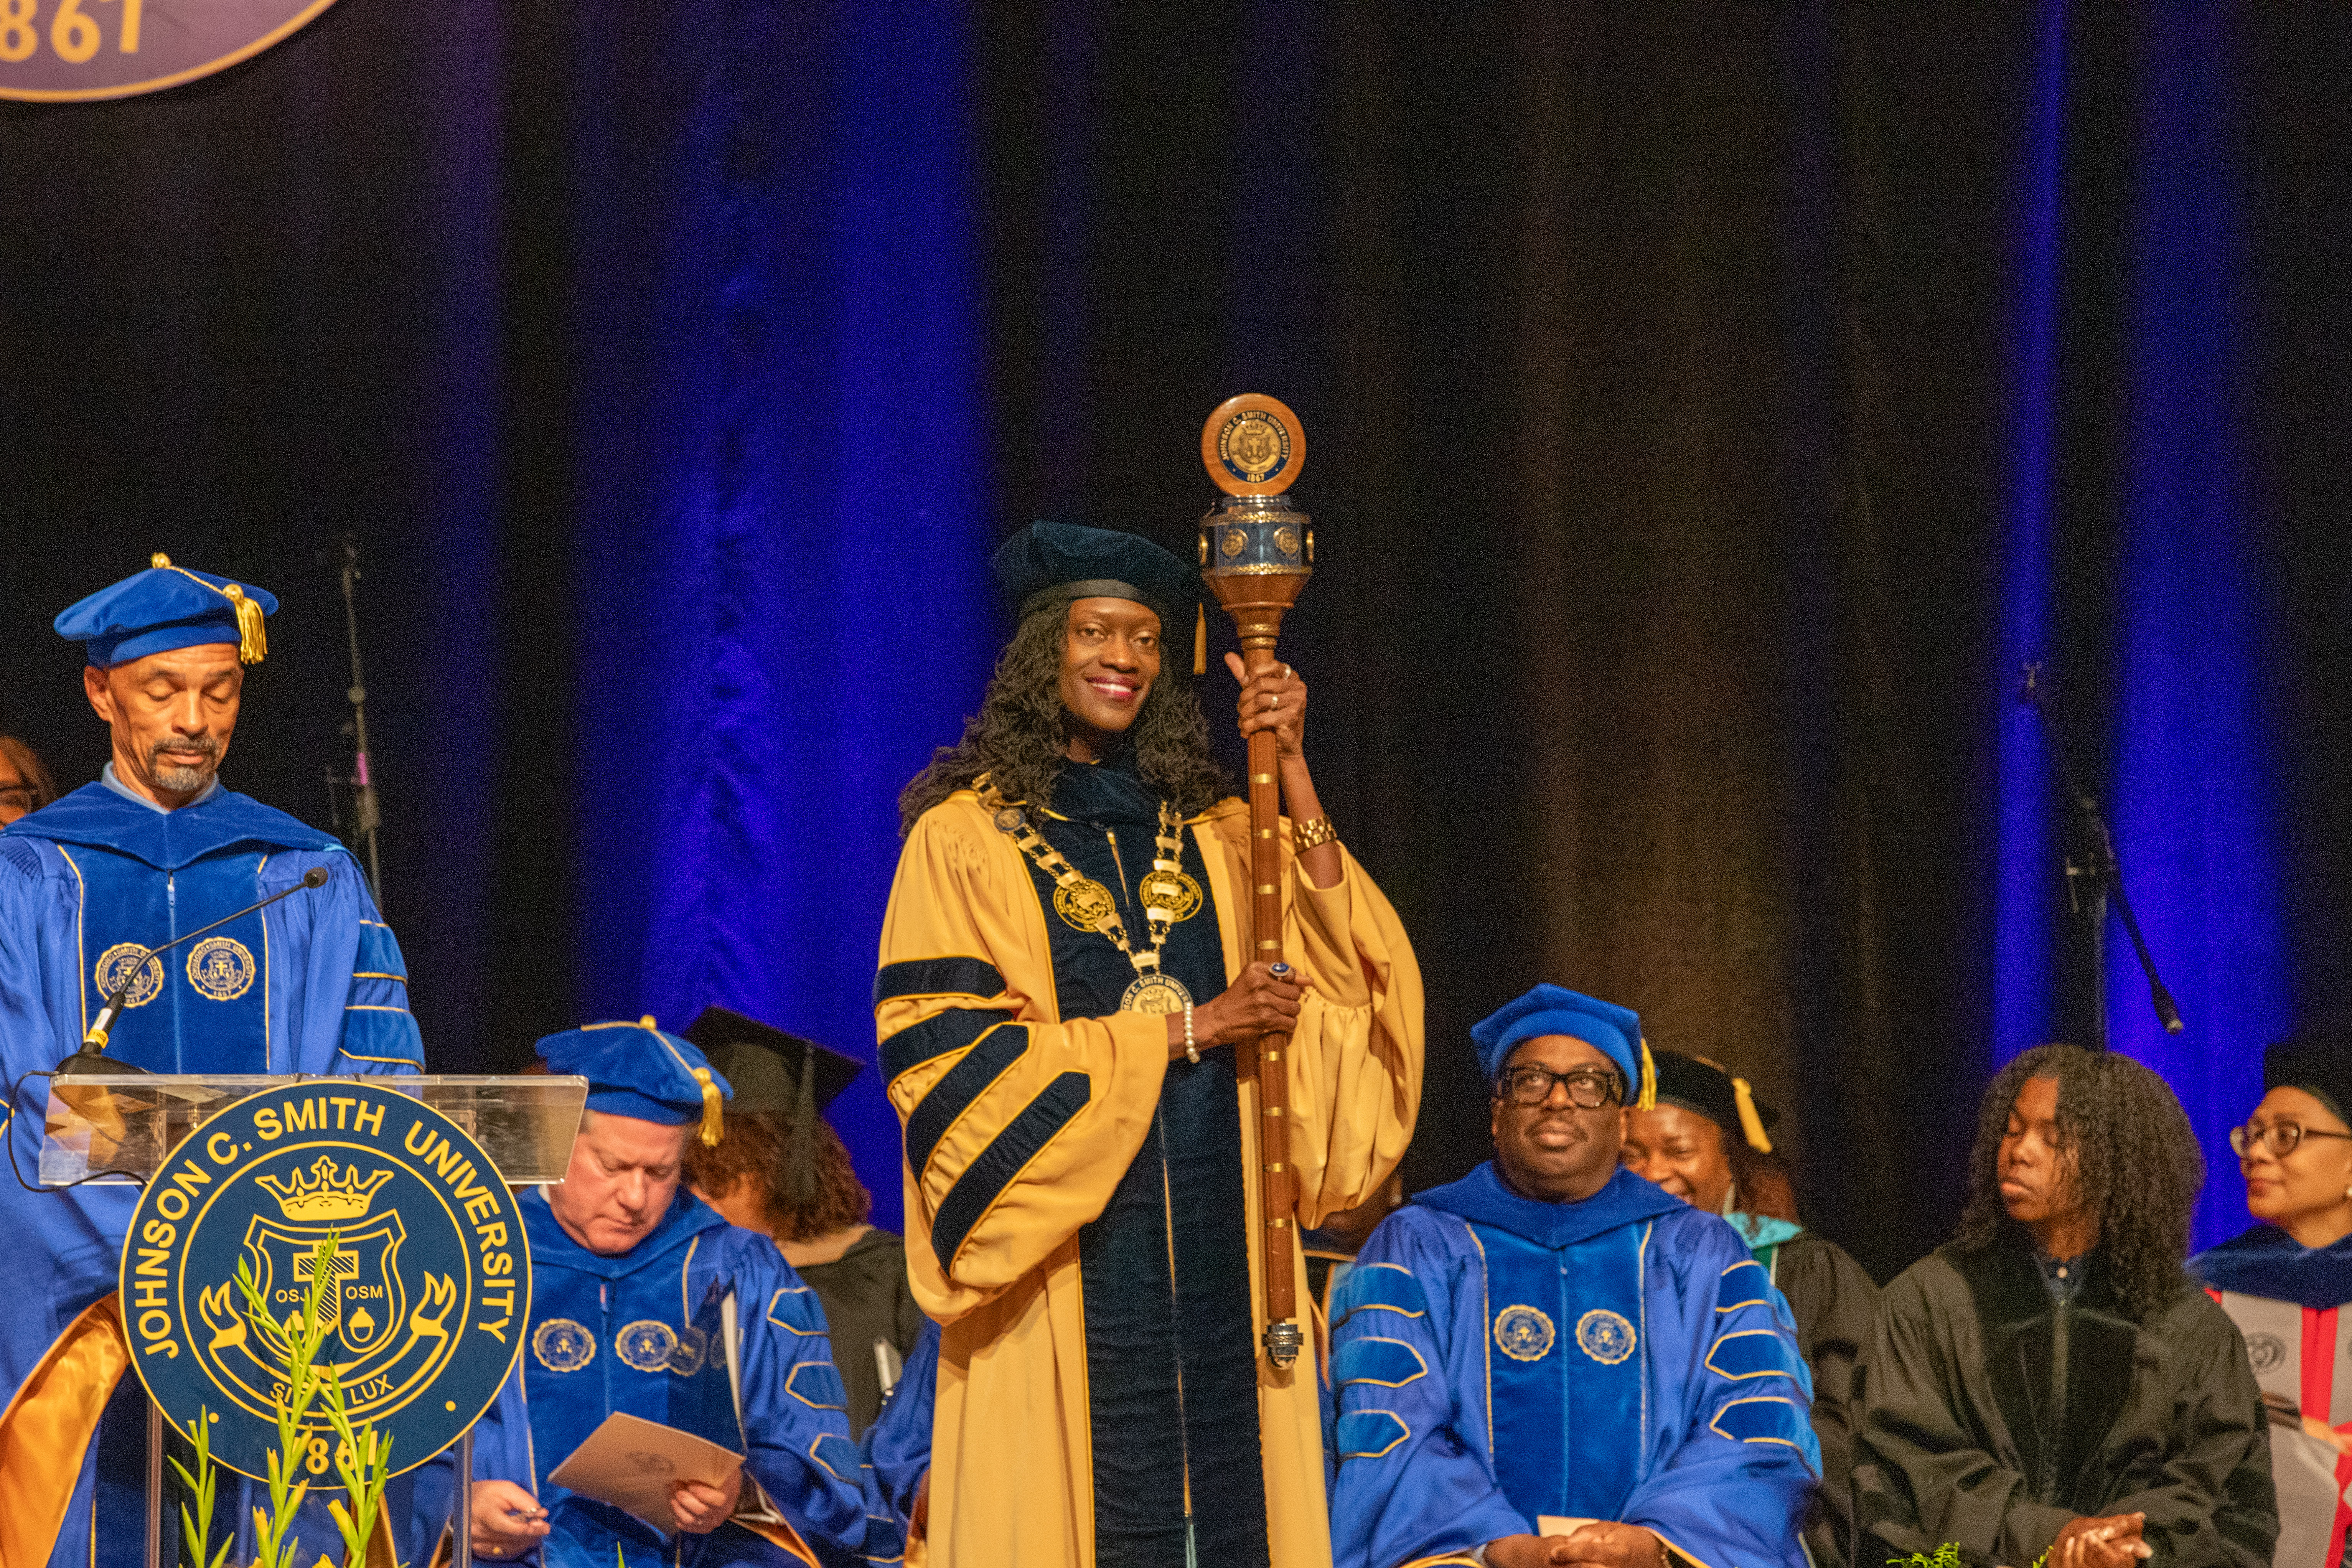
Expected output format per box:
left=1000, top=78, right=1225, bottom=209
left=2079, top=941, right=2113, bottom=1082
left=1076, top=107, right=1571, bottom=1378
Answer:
left=1854, top=1241, right=2278, bottom=1568
left=1014, top=755, right=1269, bottom=1568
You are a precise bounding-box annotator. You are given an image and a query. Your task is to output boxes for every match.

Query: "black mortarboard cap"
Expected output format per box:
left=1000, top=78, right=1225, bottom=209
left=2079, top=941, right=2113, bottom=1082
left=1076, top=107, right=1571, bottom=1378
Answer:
left=683, top=1006, right=867, bottom=1206
left=1649, top=1048, right=1780, bottom=1153
left=991, top=520, right=1196, bottom=628
left=2265, top=1032, right=2352, bottom=1129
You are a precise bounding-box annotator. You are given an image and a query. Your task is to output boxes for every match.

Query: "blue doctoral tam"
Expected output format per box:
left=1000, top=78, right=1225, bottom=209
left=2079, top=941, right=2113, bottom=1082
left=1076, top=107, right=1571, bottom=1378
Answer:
left=1472, top=983, right=1643, bottom=1090
left=54, top=553, right=278, bottom=667
left=992, top=520, right=1195, bottom=626
left=537, top=1016, right=732, bottom=1140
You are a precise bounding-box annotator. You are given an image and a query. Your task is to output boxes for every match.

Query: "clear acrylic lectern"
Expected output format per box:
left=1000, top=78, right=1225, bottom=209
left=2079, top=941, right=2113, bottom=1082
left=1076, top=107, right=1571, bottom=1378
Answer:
left=38, top=1074, right=586, bottom=1568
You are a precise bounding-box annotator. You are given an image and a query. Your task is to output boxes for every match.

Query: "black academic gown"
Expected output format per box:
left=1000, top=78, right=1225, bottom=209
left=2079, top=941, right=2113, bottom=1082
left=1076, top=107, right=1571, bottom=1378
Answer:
left=794, top=1225, right=925, bottom=1437
left=1770, top=1229, right=1879, bottom=1568
left=1853, top=1243, right=2277, bottom=1568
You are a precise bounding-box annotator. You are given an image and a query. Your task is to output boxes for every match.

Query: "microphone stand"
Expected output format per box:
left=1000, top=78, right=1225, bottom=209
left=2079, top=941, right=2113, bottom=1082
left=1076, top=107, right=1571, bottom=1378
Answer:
left=2017, top=663, right=2183, bottom=1049
left=331, top=534, right=385, bottom=912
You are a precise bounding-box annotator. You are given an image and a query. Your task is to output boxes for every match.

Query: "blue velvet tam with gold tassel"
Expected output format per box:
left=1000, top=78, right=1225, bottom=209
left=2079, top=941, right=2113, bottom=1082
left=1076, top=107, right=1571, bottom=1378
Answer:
left=537, top=1016, right=733, bottom=1146
left=1471, top=984, right=1657, bottom=1109
left=53, top=553, right=277, bottom=668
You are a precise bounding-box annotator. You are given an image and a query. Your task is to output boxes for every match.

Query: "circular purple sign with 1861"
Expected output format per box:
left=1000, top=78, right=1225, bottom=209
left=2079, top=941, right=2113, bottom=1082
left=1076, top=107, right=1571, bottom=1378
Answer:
left=0, top=0, right=340, bottom=102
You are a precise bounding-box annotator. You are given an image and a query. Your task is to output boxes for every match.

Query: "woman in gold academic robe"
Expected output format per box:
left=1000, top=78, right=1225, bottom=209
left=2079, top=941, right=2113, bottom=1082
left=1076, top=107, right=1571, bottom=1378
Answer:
left=875, top=521, right=1423, bottom=1568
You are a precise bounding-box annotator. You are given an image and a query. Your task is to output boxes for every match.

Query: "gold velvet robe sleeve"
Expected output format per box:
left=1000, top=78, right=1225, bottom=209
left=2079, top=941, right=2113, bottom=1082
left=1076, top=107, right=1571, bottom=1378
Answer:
left=874, top=790, right=1424, bottom=1568
left=875, top=793, right=1174, bottom=1318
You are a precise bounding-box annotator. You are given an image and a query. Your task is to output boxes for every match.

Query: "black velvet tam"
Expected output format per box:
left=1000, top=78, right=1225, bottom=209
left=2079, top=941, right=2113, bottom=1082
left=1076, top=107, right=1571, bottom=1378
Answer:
left=990, top=520, right=1195, bottom=628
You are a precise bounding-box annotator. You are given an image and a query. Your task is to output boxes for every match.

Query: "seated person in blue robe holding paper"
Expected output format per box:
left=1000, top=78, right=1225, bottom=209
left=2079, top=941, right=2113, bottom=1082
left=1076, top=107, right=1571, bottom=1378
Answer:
left=0, top=556, right=422, bottom=1568
left=1328, top=986, right=1817, bottom=1568
left=461, top=1020, right=880, bottom=1568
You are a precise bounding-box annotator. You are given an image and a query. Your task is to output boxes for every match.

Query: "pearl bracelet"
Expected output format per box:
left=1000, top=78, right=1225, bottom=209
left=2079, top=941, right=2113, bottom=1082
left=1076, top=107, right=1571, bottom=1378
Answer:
left=1183, top=1003, right=1200, bottom=1065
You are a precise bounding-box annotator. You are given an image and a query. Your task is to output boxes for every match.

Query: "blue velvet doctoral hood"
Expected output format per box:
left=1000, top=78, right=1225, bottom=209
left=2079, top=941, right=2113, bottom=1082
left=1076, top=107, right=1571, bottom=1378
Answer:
left=1414, top=1161, right=1686, bottom=1250
left=2192, top=1224, right=2352, bottom=1310
left=3, top=779, right=342, bottom=869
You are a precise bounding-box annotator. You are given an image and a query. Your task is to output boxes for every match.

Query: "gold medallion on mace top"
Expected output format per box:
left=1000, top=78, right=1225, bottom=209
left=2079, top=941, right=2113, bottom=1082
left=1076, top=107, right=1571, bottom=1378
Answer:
left=1201, top=393, right=1305, bottom=496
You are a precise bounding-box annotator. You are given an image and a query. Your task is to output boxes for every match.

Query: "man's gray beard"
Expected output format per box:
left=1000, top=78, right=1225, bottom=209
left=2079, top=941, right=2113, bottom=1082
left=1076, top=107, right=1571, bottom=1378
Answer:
left=149, top=742, right=219, bottom=793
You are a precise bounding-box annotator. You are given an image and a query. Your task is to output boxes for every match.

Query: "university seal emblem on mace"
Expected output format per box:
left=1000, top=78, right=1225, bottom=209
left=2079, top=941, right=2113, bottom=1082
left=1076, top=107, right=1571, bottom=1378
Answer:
left=122, top=1078, right=530, bottom=1483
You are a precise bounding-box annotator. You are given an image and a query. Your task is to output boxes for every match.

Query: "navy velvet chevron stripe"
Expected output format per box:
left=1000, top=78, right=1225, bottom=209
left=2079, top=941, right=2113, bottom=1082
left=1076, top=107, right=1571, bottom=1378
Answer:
left=905, top=1023, right=1032, bottom=1176
left=875, top=956, right=1005, bottom=1007
left=930, top=1070, right=1090, bottom=1271
left=880, top=1007, right=1015, bottom=1083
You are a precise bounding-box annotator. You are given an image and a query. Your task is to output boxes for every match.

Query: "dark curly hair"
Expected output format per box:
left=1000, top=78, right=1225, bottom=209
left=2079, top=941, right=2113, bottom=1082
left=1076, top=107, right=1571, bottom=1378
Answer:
left=682, top=1110, right=873, bottom=1244
left=898, top=602, right=1230, bottom=833
left=1954, top=1043, right=2203, bottom=1321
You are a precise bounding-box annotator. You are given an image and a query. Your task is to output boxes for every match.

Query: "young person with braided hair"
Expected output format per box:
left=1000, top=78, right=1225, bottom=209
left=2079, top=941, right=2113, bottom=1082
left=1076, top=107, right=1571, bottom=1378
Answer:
left=1853, top=1045, right=2278, bottom=1568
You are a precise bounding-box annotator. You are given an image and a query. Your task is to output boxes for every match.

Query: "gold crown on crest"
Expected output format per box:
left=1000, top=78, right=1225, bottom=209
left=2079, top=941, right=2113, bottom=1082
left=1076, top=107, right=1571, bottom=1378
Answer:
left=254, top=1156, right=394, bottom=1222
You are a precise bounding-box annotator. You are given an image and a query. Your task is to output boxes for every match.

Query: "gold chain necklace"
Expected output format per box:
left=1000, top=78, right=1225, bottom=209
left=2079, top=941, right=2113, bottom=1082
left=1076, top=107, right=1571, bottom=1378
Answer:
left=977, top=774, right=1204, bottom=1014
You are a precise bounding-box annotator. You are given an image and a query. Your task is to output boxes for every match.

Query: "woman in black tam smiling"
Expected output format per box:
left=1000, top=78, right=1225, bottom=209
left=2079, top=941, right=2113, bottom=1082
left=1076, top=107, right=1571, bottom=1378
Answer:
left=1622, top=1049, right=1879, bottom=1568
left=877, top=520, right=1424, bottom=1568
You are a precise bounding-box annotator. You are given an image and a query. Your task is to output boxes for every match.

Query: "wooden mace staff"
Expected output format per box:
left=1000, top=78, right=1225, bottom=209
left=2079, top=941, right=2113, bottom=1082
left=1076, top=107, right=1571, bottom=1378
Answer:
left=1198, top=393, right=1313, bottom=1371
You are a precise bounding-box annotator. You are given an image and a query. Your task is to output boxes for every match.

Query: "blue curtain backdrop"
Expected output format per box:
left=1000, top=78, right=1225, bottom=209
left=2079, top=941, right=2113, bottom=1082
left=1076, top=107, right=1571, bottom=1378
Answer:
left=560, top=0, right=993, bottom=1223
left=5, top=1, right=2352, bottom=1271
left=1988, top=1, right=2291, bottom=1247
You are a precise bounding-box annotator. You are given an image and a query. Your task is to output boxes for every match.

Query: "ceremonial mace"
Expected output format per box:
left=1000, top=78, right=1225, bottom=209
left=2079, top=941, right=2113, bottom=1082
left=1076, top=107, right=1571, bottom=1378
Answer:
left=1198, top=394, right=1312, bottom=1371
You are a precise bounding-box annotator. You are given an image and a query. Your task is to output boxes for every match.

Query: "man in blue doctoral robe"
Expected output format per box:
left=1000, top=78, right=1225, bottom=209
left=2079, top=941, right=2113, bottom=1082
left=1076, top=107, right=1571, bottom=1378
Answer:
left=458, top=1020, right=887, bottom=1568
left=0, top=556, right=423, bottom=1568
left=1328, top=986, right=1816, bottom=1568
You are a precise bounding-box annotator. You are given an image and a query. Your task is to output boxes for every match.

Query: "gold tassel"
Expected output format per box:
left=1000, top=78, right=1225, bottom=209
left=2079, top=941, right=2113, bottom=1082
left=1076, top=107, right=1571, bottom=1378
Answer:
left=224, top=585, right=266, bottom=664
left=1637, top=1036, right=1658, bottom=1110
left=1193, top=603, right=1207, bottom=676
left=150, top=552, right=171, bottom=569
left=694, top=1067, right=724, bottom=1146
left=1732, top=1078, right=1773, bottom=1153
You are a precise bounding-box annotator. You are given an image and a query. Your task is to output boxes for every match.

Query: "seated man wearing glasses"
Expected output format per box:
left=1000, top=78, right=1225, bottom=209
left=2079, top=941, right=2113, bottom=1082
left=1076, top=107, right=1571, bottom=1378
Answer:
left=1327, top=985, right=1816, bottom=1568
left=2193, top=1034, right=2352, bottom=1568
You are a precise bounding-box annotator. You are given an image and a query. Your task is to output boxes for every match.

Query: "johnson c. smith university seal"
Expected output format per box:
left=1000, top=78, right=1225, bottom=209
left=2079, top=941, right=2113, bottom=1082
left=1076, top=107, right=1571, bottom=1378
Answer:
left=123, top=1079, right=529, bottom=1483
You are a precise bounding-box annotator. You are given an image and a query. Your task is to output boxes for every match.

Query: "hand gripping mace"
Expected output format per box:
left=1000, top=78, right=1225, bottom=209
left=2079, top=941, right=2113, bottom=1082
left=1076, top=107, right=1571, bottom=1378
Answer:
left=1198, top=394, right=1313, bottom=1372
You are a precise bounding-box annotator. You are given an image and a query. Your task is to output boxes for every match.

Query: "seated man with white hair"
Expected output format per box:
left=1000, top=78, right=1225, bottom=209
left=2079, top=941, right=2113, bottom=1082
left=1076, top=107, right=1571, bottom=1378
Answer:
left=460, top=1019, right=886, bottom=1567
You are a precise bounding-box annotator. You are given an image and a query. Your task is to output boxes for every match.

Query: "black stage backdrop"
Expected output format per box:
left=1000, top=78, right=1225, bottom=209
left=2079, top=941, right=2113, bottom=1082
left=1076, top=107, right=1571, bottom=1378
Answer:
left=5, top=3, right=2350, bottom=1282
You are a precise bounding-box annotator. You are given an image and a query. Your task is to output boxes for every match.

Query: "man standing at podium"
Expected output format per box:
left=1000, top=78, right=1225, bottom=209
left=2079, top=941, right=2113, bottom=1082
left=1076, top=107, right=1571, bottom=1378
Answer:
left=0, top=556, right=423, bottom=1568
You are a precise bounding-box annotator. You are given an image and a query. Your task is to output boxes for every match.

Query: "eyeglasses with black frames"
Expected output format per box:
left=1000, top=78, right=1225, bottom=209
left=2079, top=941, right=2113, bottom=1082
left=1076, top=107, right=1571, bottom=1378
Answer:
left=1494, top=1065, right=1623, bottom=1110
left=2230, top=1120, right=2352, bottom=1159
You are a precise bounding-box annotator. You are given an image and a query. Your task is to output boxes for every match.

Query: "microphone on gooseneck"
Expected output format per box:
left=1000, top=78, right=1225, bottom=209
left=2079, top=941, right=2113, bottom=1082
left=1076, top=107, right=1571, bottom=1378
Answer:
left=58, top=867, right=332, bottom=1074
